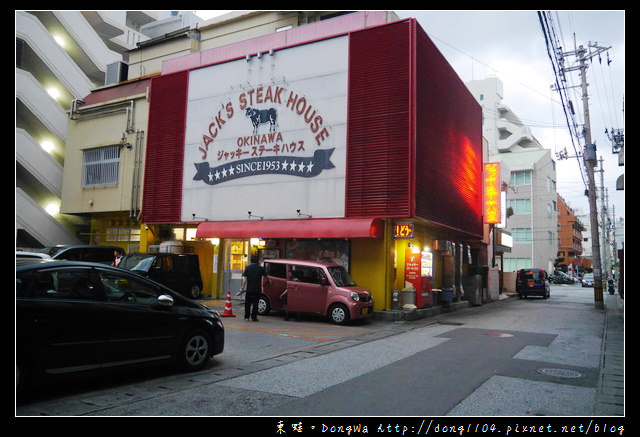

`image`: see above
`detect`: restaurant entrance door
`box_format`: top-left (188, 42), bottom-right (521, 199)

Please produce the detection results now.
top-left (222, 239), bottom-right (249, 300)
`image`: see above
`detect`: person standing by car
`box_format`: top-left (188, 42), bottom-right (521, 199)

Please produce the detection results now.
top-left (241, 255), bottom-right (267, 321)
top-left (280, 288), bottom-right (301, 321)
top-left (111, 249), bottom-right (123, 267)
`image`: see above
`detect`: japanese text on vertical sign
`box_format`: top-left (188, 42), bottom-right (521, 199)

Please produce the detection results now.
top-left (483, 162), bottom-right (501, 224)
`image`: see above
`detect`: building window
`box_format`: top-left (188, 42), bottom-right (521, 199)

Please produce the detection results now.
top-left (508, 199), bottom-right (531, 214)
top-left (82, 145), bottom-right (120, 187)
top-left (106, 227), bottom-right (140, 243)
top-left (504, 258), bottom-right (533, 272)
top-left (510, 170), bottom-right (531, 186)
top-left (513, 228), bottom-right (532, 243)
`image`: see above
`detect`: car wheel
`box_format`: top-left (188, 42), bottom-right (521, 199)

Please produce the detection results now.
top-left (329, 303), bottom-right (350, 325)
top-left (257, 295), bottom-right (270, 315)
top-left (178, 329), bottom-right (211, 372)
top-left (189, 284), bottom-right (201, 299)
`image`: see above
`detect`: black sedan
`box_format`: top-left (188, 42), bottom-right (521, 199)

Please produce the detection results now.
top-left (16, 259), bottom-right (224, 396)
top-left (550, 271), bottom-right (575, 284)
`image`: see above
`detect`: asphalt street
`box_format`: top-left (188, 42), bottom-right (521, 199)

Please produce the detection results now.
top-left (15, 284), bottom-right (624, 420)
top-left (206, 285), bottom-right (624, 417)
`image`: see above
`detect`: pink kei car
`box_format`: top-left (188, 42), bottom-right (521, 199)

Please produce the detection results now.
top-left (258, 259), bottom-right (374, 324)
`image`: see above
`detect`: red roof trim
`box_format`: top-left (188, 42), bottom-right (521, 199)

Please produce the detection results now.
top-left (196, 217), bottom-right (384, 239)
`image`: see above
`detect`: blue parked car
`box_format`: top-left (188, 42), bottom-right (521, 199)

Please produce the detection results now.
top-left (516, 268), bottom-right (550, 299)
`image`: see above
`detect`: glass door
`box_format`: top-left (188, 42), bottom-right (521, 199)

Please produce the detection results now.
top-left (222, 240), bottom-right (249, 300)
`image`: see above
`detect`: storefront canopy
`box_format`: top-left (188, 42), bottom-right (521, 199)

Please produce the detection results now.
top-left (196, 217), bottom-right (384, 239)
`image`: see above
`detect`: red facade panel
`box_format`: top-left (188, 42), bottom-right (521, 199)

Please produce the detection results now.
top-left (141, 72), bottom-right (188, 223)
top-left (414, 24), bottom-right (483, 238)
top-left (346, 20), bottom-right (413, 218)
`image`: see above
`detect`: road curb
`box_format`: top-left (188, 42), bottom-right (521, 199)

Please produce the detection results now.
top-left (595, 293), bottom-right (624, 415)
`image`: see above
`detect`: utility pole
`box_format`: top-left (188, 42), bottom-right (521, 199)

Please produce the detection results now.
top-left (562, 42), bottom-right (610, 309)
top-left (597, 157), bottom-right (609, 282)
top-left (538, 11), bottom-right (612, 308)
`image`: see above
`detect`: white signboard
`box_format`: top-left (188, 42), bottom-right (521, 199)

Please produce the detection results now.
top-left (181, 36), bottom-right (348, 222)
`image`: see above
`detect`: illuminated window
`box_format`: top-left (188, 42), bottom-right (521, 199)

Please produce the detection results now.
top-left (106, 227), bottom-right (140, 243)
top-left (82, 145), bottom-right (121, 187)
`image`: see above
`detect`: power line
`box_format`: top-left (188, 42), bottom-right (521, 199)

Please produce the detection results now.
top-left (540, 11), bottom-right (610, 308)
top-left (537, 11), bottom-right (587, 189)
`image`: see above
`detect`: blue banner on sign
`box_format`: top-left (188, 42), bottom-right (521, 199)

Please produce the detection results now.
top-left (193, 148), bottom-right (335, 185)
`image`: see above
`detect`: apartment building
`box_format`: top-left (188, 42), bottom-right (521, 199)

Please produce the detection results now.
top-left (15, 10), bottom-right (198, 248)
top-left (557, 194), bottom-right (587, 274)
top-left (468, 77), bottom-right (558, 272)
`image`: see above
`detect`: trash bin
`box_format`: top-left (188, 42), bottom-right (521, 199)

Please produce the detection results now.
top-left (432, 289), bottom-right (441, 307)
top-left (440, 287), bottom-right (453, 306)
top-left (391, 290), bottom-right (401, 310)
top-left (462, 275), bottom-right (482, 306)
top-left (401, 289), bottom-right (416, 307)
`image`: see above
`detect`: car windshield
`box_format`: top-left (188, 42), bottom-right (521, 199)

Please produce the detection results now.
top-left (120, 254), bottom-right (155, 272)
top-left (328, 266), bottom-right (357, 287)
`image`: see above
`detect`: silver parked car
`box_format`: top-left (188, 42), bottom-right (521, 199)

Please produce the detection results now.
top-left (581, 273), bottom-right (594, 287)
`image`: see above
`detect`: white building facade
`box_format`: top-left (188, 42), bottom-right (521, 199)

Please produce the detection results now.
top-left (468, 77), bottom-right (558, 272)
top-left (15, 10), bottom-right (198, 248)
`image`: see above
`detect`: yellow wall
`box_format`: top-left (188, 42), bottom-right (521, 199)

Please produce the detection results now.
top-left (350, 220), bottom-right (393, 311)
top-left (183, 240), bottom-right (217, 298)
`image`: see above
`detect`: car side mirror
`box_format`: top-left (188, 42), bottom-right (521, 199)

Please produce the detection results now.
top-left (158, 294), bottom-right (174, 307)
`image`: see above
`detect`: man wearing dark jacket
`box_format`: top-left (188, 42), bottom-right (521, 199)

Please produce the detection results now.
top-left (241, 255), bottom-right (266, 321)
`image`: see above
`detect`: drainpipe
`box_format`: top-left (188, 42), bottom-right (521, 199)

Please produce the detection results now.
top-left (130, 129), bottom-right (144, 219)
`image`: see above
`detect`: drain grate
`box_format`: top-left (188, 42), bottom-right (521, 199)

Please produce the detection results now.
top-left (537, 368), bottom-right (583, 378)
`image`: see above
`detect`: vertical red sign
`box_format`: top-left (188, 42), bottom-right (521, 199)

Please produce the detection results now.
top-left (405, 248), bottom-right (421, 292)
top-left (483, 162), bottom-right (501, 224)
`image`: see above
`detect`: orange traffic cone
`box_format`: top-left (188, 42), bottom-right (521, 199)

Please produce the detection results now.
top-left (222, 290), bottom-right (236, 317)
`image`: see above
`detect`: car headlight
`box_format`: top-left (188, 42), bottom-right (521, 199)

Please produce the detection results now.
top-left (350, 291), bottom-right (360, 302)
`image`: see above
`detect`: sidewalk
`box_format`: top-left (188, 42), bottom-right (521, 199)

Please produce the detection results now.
top-left (596, 292), bottom-right (624, 415)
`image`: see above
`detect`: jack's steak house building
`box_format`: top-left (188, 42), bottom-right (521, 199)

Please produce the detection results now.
top-left (141, 17), bottom-right (485, 312)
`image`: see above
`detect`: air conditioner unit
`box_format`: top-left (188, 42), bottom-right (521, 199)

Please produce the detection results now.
top-left (105, 61), bottom-right (129, 85)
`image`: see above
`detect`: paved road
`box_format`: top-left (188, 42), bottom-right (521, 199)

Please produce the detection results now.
top-left (15, 284), bottom-right (624, 423)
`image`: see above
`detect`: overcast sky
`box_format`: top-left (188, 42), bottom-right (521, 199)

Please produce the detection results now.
top-left (196, 10), bottom-right (625, 222)
top-left (399, 10), bottom-right (625, 223)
